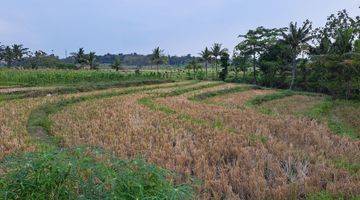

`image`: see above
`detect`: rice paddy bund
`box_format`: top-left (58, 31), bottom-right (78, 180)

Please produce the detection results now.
top-left (0, 79), bottom-right (358, 200)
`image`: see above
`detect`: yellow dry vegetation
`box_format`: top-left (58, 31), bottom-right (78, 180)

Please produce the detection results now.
top-left (208, 89), bottom-right (276, 108)
top-left (260, 95), bottom-right (326, 116)
top-left (49, 82), bottom-right (360, 199)
top-left (0, 98), bottom-right (48, 159)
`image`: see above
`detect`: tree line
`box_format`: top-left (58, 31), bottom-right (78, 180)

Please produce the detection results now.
top-left (189, 9), bottom-right (359, 100)
top-left (1, 9), bottom-right (359, 99)
top-left (0, 45), bottom-right (197, 69)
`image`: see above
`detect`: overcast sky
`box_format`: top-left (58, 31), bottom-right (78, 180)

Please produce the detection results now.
top-left (0, 0), bottom-right (358, 57)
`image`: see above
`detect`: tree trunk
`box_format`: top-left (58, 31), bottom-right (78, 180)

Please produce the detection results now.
top-left (253, 53), bottom-right (257, 84)
top-left (205, 61), bottom-right (208, 79)
top-left (215, 59), bottom-right (218, 76)
top-left (289, 57), bottom-right (296, 90)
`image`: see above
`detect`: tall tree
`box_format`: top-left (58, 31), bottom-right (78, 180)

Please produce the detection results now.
top-left (219, 51), bottom-right (230, 81)
top-left (28, 50), bottom-right (47, 69)
top-left (232, 53), bottom-right (251, 80)
top-left (0, 43), bottom-right (4, 61)
top-left (72, 48), bottom-right (87, 68)
top-left (281, 20), bottom-right (313, 89)
top-left (87, 52), bottom-right (97, 69)
top-left (258, 42), bottom-right (292, 87)
top-left (199, 47), bottom-right (212, 78)
top-left (3, 46), bottom-right (14, 67)
top-left (12, 44), bottom-right (28, 64)
top-left (111, 56), bottom-right (122, 71)
top-left (210, 43), bottom-right (226, 75)
top-left (236, 27), bottom-right (283, 84)
top-left (151, 47), bottom-right (165, 72)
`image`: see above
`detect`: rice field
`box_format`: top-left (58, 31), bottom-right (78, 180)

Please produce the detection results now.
top-left (0, 80), bottom-right (359, 199)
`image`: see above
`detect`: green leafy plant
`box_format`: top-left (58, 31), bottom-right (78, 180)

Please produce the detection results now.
top-left (0, 147), bottom-right (194, 200)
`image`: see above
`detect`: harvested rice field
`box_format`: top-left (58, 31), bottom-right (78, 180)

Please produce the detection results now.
top-left (1, 81), bottom-right (359, 199)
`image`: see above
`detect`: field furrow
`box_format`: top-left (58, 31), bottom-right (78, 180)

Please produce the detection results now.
top-left (48, 82), bottom-right (360, 199)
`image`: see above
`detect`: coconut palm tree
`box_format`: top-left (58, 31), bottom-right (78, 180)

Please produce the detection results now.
top-left (72, 48), bottom-right (87, 68)
top-left (281, 20), bottom-right (313, 90)
top-left (151, 47), bottom-right (164, 72)
top-left (12, 44), bottom-right (29, 66)
top-left (199, 47), bottom-right (212, 78)
top-left (87, 52), bottom-right (97, 69)
top-left (210, 43), bottom-right (226, 75)
top-left (3, 46), bottom-right (14, 67)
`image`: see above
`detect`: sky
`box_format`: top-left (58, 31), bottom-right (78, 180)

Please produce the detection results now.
top-left (0, 0), bottom-right (358, 57)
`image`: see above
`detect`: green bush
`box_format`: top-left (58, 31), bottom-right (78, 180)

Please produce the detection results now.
top-left (0, 148), bottom-right (194, 200)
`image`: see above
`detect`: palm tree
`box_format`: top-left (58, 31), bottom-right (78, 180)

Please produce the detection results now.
top-left (200, 47), bottom-right (212, 78)
top-left (0, 43), bottom-right (4, 61)
top-left (210, 43), bottom-right (227, 75)
top-left (87, 52), bottom-right (97, 69)
top-left (3, 46), bottom-right (14, 67)
top-left (281, 20), bottom-right (313, 90)
top-left (72, 48), bottom-right (86, 68)
top-left (151, 47), bottom-right (164, 72)
top-left (12, 44), bottom-right (29, 65)
top-left (332, 28), bottom-right (354, 54)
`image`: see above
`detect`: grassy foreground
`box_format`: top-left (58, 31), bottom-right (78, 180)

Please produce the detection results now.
top-left (0, 147), bottom-right (193, 200)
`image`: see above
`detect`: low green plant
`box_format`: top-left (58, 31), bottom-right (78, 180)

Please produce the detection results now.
top-left (160, 82), bottom-right (224, 98)
top-left (190, 86), bottom-right (255, 101)
top-left (306, 99), bottom-right (359, 140)
top-left (0, 69), bottom-right (173, 87)
top-left (246, 90), bottom-right (295, 107)
top-left (333, 158), bottom-right (360, 175)
top-left (0, 147), bottom-right (194, 200)
top-left (138, 97), bottom-right (176, 115)
top-left (0, 79), bottom-right (173, 102)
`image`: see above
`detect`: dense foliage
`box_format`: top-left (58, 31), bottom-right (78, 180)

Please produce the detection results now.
top-left (0, 148), bottom-right (193, 200)
top-left (230, 9), bottom-right (360, 99)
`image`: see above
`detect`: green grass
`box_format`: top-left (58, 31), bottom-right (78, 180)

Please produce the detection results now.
top-left (246, 90), bottom-right (359, 140)
top-left (138, 97), bottom-right (177, 115)
top-left (245, 90), bottom-right (295, 107)
top-left (159, 82), bottom-right (224, 98)
top-left (306, 99), bottom-right (359, 140)
top-left (189, 85), bottom-right (257, 101)
top-left (0, 79), bottom-right (174, 102)
top-left (248, 133), bottom-right (268, 145)
top-left (332, 158), bottom-right (360, 175)
top-left (0, 69), bottom-right (171, 87)
top-left (246, 89), bottom-right (321, 107)
top-left (307, 191), bottom-right (359, 200)
top-left (0, 147), bottom-right (194, 200)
